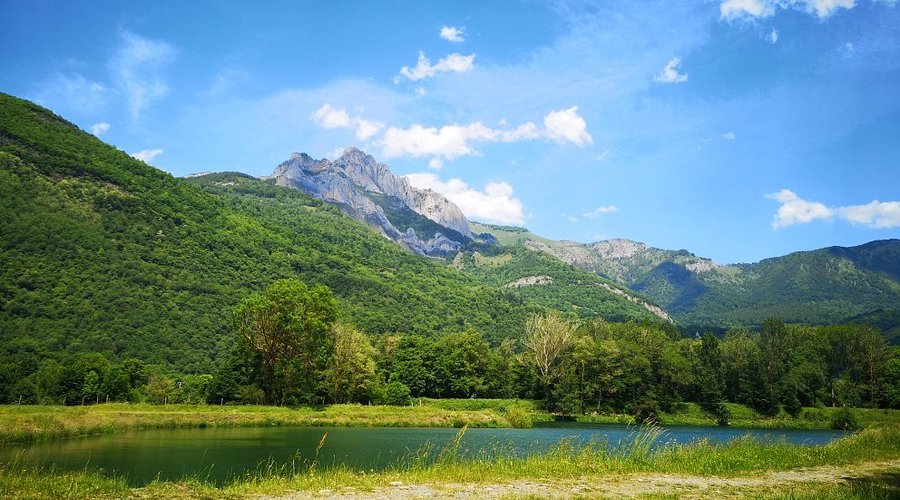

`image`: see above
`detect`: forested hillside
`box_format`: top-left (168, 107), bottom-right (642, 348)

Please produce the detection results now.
top-left (453, 248), bottom-right (668, 323)
top-left (474, 224), bottom-right (900, 336)
top-left (0, 94), bottom-right (535, 375)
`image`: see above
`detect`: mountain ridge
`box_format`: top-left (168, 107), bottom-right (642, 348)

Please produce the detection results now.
top-left (270, 148), bottom-right (471, 257)
top-left (474, 223), bottom-right (900, 336)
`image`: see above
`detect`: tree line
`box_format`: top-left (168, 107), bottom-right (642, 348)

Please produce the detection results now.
top-left (2, 279), bottom-right (898, 421)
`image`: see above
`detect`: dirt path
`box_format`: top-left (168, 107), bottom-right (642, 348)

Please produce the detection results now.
top-left (260, 460), bottom-right (900, 499)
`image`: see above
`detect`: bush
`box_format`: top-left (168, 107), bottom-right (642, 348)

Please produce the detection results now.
top-left (504, 407), bottom-right (533, 428)
top-left (375, 381), bottom-right (411, 406)
top-left (633, 400), bottom-right (659, 425)
top-left (830, 407), bottom-right (858, 430)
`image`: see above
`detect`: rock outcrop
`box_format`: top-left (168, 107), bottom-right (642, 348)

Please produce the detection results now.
top-left (270, 148), bottom-right (470, 256)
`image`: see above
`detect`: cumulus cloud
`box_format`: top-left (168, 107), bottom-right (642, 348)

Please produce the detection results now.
top-left (379, 107), bottom-right (590, 163)
top-left (806, 0), bottom-right (856, 17)
top-left (722, 131), bottom-right (736, 140)
top-left (312, 103), bottom-right (352, 129)
top-left (131, 148), bottom-right (164, 164)
top-left (544, 106), bottom-right (593, 146)
top-left (836, 201), bottom-right (900, 228)
top-left (766, 189), bottom-right (832, 228)
top-left (583, 205), bottom-right (619, 219)
top-left (653, 57), bottom-right (688, 84)
top-left (110, 31), bottom-right (177, 119)
top-left (311, 104), bottom-right (384, 140)
top-left (767, 27), bottom-right (780, 44)
top-left (397, 52), bottom-right (475, 81)
top-left (721, 0), bottom-right (776, 18)
top-left (766, 189), bottom-right (900, 229)
top-left (440, 26), bottom-right (466, 42)
top-left (720, 0), bottom-right (856, 20)
top-left (404, 173), bottom-right (525, 225)
top-left (90, 122), bottom-right (110, 136)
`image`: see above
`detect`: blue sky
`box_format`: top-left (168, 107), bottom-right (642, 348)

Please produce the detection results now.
top-left (2, 0), bottom-right (898, 264)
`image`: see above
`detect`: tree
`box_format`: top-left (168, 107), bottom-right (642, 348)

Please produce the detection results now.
top-left (387, 335), bottom-right (438, 397)
top-left (233, 279), bottom-right (337, 404)
top-left (695, 334), bottom-right (729, 425)
top-left (434, 330), bottom-right (489, 398)
top-left (82, 370), bottom-right (101, 404)
top-left (328, 324), bottom-right (377, 403)
top-left (523, 311), bottom-right (578, 410)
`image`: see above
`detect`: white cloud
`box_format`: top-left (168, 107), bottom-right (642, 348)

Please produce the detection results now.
top-left (653, 57), bottom-right (688, 84)
top-left (721, 0), bottom-right (776, 19)
top-left (767, 28), bottom-right (779, 44)
top-left (543, 106), bottom-right (593, 146)
top-left (90, 122), bottom-right (110, 136)
top-left (404, 173), bottom-right (525, 225)
top-left (312, 103), bottom-right (352, 129)
top-left (766, 189), bottom-right (900, 229)
top-left (428, 158), bottom-right (444, 169)
top-left (379, 108), bottom-right (589, 162)
top-left (110, 31), bottom-right (177, 119)
top-left (837, 200), bottom-right (900, 228)
top-left (440, 26), bottom-right (466, 42)
top-left (354, 117), bottom-right (384, 140)
top-left (583, 205), bottom-right (619, 219)
top-left (311, 104), bottom-right (384, 140)
top-left (131, 148), bottom-right (164, 164)
top-left (806, 0), bottom-right (856, 18)
top-left (766, 189), bottom-right (833, 228)
top-left (381, 123), bottom-right (494, 160)
top-left (722, 131), bottom-right (736, 140)
top-left (720, 0), bottom-right (856, 20)
top-left (397, 52), bottom-right (475, 81)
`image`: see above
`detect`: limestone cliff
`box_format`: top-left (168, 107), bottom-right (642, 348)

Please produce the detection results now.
top-left (270, 148), bottom-right (470, 256)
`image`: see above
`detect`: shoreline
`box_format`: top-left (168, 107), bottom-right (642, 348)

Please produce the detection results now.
top-left (0, 426), bottom-right (897, 499)
top-left (0, 401), bottom-right (897, 446)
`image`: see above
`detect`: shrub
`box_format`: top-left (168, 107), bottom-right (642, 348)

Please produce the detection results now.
top-left (830, 407), bottom-right (858, 430)
top-left (376, 381), bottom-right (411, 406)
top-left (633, 400), bottom-right (659, 425)
top-left (504, 407), bottom-right (533, 428)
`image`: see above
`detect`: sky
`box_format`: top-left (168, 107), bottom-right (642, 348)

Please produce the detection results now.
top-left (2, 0), bottom-right (899, 264)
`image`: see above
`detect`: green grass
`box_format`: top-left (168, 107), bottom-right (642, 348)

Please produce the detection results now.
top-left (0, 402), bottom-right (540, 445)
top-left (2, 401), bottom-right (895, 446)
top-left (576, 403), bottom-right (900, 429)
top-left (2, 425), bottom-right (897, 499)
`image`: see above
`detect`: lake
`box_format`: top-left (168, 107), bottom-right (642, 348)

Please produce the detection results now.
top-left (0, 423), bottom-right (847, 486)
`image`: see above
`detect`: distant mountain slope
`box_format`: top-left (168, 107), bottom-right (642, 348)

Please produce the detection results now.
top-left (0, 93), bottom-right (533, 372)
top-left (265, 150), bottom-right (665, 323)
top-left (452, 246), bottom-right (671, 323)
top-left (270, 149), bottom-right (470, 256)
top-left (474, 223), bottom-right (900, 334)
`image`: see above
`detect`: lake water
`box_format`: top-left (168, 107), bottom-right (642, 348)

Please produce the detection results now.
top-left (0, 423), bottom-right (847, 486)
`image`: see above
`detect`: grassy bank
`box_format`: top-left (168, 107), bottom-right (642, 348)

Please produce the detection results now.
top-left (1, 401), bottom-right (896, 446)
top-left (577, 402), bottom-right (900, 429)
top-left (0, 401), bottom-right (544, 445)
top-left (1, 425), bottom-right (897, 499)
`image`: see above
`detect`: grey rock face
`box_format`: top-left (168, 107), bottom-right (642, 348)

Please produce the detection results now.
top-left (270, 148), bottom-right (470, 256)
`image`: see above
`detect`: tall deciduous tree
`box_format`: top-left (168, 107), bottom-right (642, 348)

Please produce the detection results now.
top-left (233, 279), bottom-right (337, 404)
top-left (523, 311), bottom-right (578, 410)
top-left (328, 323), bottom-right (377, 403)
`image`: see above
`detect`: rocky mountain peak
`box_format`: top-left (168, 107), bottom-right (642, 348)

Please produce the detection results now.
top-left (591, 239), bottom-right (649, 260)
top-left (270, 148), bottom-right (472, 256)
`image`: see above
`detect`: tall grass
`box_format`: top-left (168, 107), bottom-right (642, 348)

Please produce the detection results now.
top-left (0, 402), bottom-right (542, 445)
top-left (2, 426), bottom-right (898, 499)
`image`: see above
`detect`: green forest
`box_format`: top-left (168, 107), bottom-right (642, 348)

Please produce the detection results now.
top-left (1, 92), bottom-right (899, 422)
